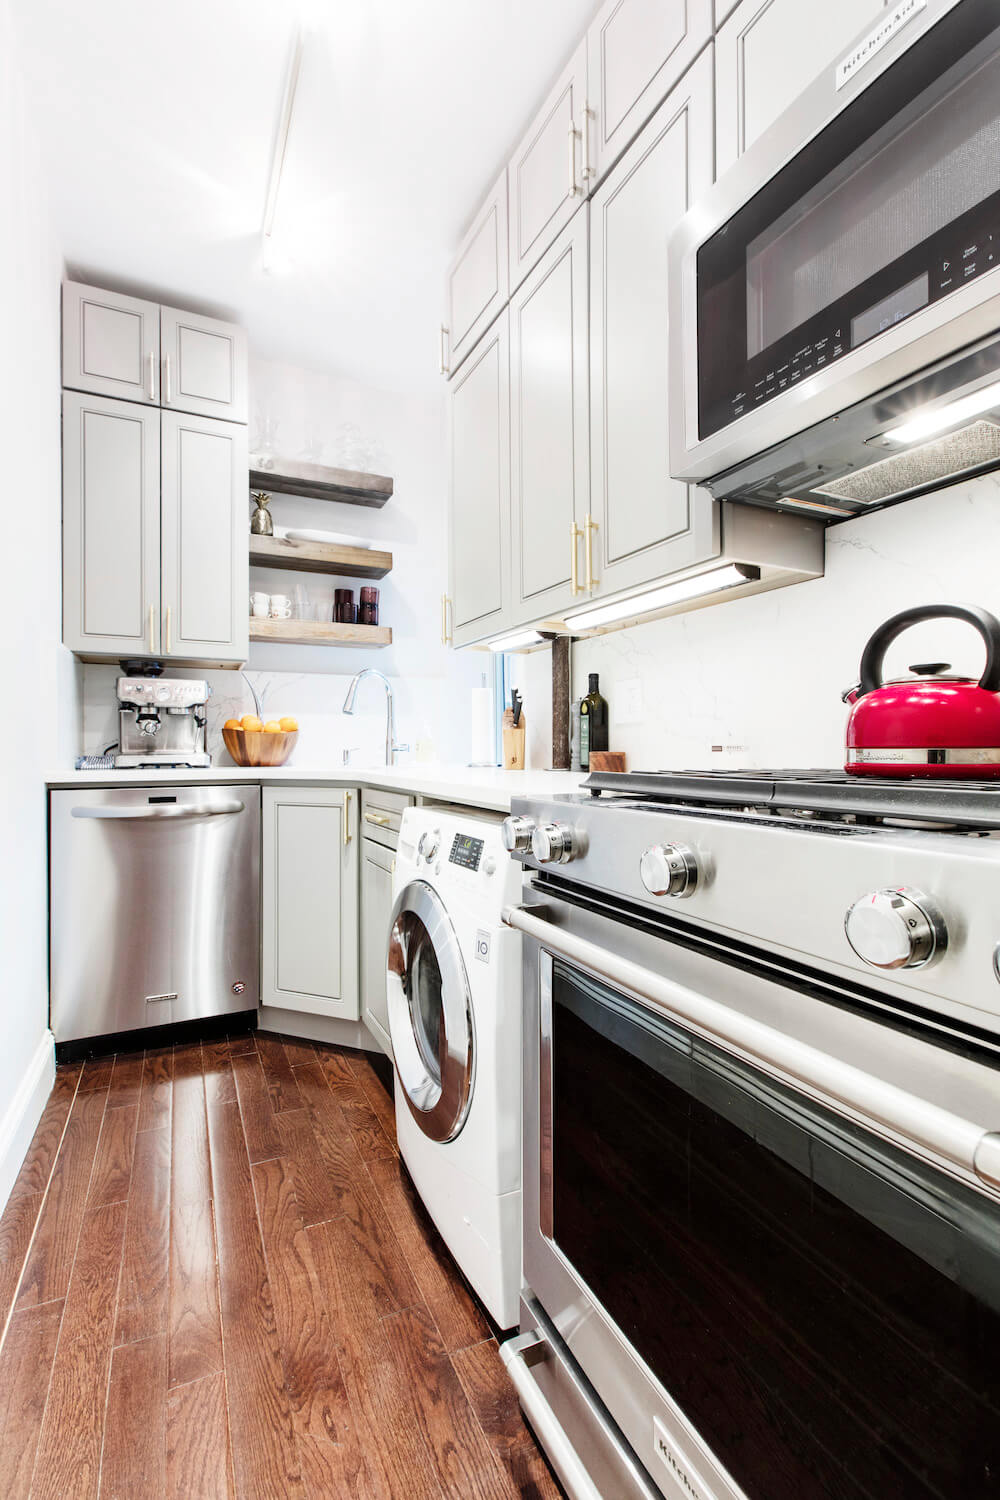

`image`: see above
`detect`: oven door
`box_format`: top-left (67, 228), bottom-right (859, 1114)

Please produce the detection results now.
top-left (387, 880), bottom-right (474, 1142)
top-left (511, 889), bottom-right (1000, 1500)
top-left (670, 0), bottom-right (1000, 493)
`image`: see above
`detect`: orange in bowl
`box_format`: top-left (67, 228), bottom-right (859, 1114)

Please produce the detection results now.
top-left (241, 715), bottom-right (263, 733)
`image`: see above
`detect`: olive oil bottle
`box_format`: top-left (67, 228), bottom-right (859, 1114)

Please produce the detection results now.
top-left (579, 673), bottom-right (608, 769)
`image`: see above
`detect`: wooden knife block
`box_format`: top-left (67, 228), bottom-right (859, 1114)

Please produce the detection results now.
top-left (502, 711), bottom-right (526, 770)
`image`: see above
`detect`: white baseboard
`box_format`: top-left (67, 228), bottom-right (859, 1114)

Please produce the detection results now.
top-left (257, 1006), bottom-right (380, 1053)
top-left (0, 1030), bottom-right (56, 1212)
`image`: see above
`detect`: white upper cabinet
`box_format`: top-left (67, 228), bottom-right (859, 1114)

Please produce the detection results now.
top-left (448, 312), bottom-right (511, 647)
top-left (586, 0), bottom-right (713, 185)
top-left (62, 283), bottom-right (160, 406)
top-left (443, 170), bottom-right (509, 378)
top-left (509, 207), bottom-right (590, 627)
top-left (716, 0), bottom-right (887, 176)
top-left (160, 411), bottom-right (248, 664)
top-left (508, 38), bottom-right (589, 292)
top-left (590, 47), bottom-right (718, 600)
top-left (62, 392), bottom-right (161, 657)
top-left (160, 305), bottom-right (248, 424)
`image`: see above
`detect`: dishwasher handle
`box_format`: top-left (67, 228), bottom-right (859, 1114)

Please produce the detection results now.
top-left (72, 800), bottom-right (246, 821)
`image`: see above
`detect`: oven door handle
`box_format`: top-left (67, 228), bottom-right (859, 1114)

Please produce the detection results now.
top-left (502, 903), bottom-right (1000, 1194)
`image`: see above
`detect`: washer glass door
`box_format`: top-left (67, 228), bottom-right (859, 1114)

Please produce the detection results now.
top-left (387, 880), bottom-right (474, 1142)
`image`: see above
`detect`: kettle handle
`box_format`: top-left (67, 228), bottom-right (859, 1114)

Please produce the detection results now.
top-left (858, 604), bottom-right (1000, 696)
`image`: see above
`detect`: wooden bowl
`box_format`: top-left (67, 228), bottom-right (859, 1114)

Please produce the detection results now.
top-left (222, 727), bottom-right (298, 768)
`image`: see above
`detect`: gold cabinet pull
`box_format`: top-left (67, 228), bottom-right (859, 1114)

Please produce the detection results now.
top-left (343, 790), bottom-right (352, 846)
top-left (567, 122), bottom-right (580, 197)
top-left (148, 603), bottom-right (156, 654)
top-left (439, 326), bottom-right (450, 377)
top-left (365, 811), bottom-right (391, 826)
top-left (441, 594), bottom-right (453, 646)
top-left (164, 605), bottom-right (172, 654)
top-left (570, 521), bottom-right (583, 595)
top-left (584, 513), bottom-right (599, 592)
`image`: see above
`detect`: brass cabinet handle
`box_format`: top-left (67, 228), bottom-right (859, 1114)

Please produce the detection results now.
top-left (365, 811), bottom-right (391, 826)
top-left (584, 513), bottom-right (599, 592)
top-left (148, 603), bottom-right (156, 654)
top-left (164, 605), bottom-right (172, 654)
top-left (343, 790), bottom-right (352, 846)
top-left (570, 522), bottom-right (583, 595)
top-left (163, 353), bottom-right (172, 404)
top-left (147, 351), bottom-right (156, 401)
top-left (441, 594), bottom-right (453, 646)
top-left (567, 123), bottom-right (580, 197)
top-left (439, 326), bottom-right (450, 377)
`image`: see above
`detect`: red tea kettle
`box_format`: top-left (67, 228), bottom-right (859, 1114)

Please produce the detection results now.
top-left (845, 604), bottom-right (1000, 778)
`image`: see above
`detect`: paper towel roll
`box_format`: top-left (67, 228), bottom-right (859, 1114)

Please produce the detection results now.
top-left (469, 679), bottom-right (494, 765)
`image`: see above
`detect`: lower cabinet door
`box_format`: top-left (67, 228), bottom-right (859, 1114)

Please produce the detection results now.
top-left (160, 410), bottom-right (248, 664)
top-left (261, 786), bottom-right (359, 1019)
top-left (361, 837), bottom-right (395, 1056)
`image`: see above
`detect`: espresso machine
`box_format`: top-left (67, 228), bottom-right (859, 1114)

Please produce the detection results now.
top-left (115, 665), bottom-right (211, 768)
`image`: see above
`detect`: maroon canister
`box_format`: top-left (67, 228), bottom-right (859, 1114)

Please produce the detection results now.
top-left (359, 586), bottom-right (379, 625)
top-left (334, 588), bottom-right (356, 624)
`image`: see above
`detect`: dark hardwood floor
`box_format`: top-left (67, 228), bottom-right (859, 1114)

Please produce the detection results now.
top-left (0, 1034), bottom-right (561, 1499)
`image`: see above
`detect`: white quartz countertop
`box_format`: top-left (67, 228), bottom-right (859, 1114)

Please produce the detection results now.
top-left (45, 762), bottom-right (588, 813)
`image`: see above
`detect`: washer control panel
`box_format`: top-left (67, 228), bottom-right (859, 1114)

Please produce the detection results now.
top-left (449, 832), bottom-right (485, 872)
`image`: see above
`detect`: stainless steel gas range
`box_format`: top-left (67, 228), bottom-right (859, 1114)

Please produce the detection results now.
top-left (500, 770), bottom-right (1000, 1500)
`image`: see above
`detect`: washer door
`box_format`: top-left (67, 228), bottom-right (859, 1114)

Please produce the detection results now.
top-left (387, 880), bottom-right (475, 1143)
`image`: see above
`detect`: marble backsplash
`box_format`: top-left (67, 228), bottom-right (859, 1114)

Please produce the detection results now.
top-left (81, 663), bottom-right (493, 770)
top-left (515, 473), bottom-right (1000, 773)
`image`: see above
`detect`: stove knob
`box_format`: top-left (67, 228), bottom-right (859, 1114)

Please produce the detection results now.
top-left (418, 830), bottom-right (439, 862)
top-left (639, 843), bottom-right (699, 899)
top-left (502, 815), bottom-right (535, 853)
top-left (844, 887), bottom-right (947, 970)
top-left (531, 823), bottom-right (579, 865)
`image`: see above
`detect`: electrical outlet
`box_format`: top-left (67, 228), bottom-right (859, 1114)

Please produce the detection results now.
top-left (618, 678), bottom-right (643, 724)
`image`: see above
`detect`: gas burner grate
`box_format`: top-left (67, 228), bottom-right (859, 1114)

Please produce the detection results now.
top-left (583, 768), bottom-right (1000, 830)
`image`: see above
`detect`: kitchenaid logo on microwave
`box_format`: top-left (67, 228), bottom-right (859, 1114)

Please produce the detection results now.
top-left (836, 0), bottom-right (926, 91)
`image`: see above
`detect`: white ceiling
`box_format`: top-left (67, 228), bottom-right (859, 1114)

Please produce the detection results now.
top-left (13, 0), bottom-right (597, 392)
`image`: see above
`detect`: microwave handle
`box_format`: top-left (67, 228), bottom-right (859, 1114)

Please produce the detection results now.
top-left (502, 903), bottom-right (1000, 1194)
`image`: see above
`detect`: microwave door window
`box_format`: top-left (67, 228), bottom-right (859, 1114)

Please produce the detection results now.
top-left (548, 959), bottom-right (1000, 1500)
top-left (697, 3), bottom-right (1000, 440)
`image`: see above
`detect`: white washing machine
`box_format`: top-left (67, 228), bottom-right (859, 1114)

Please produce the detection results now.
top-left (388, 805), bottom-right (524, 1328)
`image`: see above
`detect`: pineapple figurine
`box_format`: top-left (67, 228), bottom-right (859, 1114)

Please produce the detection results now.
top-left (250, 491), bottom-right (274, 536)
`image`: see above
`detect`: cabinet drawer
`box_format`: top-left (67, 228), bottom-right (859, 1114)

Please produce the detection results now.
top-left (361, 788), bottom-right (413, 850)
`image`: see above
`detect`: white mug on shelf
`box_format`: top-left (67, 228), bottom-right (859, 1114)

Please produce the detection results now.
top-left (269, 594), bottom-right (292, 620)
top-left (250, 591), bottom-right (270, 618)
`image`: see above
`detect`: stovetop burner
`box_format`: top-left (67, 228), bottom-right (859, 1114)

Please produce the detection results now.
top-left (584, 767), bottom-right (1000, 830)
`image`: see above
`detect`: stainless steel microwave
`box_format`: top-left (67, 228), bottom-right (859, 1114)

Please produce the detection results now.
top-left (669, 0), bottom-right (1000, 520)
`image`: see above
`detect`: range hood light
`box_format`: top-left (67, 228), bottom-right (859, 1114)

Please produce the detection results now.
top-left (885, 378), bottom-right (1000, 445)
top-left (565, 564), bottom-right (758, 631)
top-left (487, 629), bottom-right (544, 652)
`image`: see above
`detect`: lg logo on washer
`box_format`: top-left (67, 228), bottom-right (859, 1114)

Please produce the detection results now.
top-left (475, 930), bottom-right (491, 964)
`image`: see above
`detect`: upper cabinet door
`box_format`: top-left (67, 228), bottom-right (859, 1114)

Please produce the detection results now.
top-left (590, 48), bottom-right (719, 601)
top-left (160, 411), bottom-right (248, 664)
top-left (62, 282), bottom-right (160, 405)
top-left (509, 38), bottom-right (589, 292)
top-left (160, 306), bottom-right (248, 424)
top-left (586, 0), bottom-right (713, 185)
top-left (443, 170), bottom-right (509, 379)
top-left (509, 208), bottom-right (590, 628)
top-left (62, 392), bottom-right (161, 657)
top-left (449, 312), bottom-right (511, 648)
top-left (716, 0), bottom-right (887, 176)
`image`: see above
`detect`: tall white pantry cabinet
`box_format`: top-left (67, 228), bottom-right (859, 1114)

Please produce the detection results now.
top-left (61, 280), bottom-right (249, 666)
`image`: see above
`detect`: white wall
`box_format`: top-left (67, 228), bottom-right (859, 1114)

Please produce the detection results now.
top-left (81, 355), bottom-right (491, 770)
top-left (0, 0), bottom-right (80, 1205)
top-left (513, 472), bottom-right (1000, 772)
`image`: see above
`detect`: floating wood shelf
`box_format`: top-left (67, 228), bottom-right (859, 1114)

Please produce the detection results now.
top-left (249, 618), bottom-right (392, 648)
top-left (249, 535), bottom-right (392, 579)
top-left (249, 458), bottom-right (392, 507)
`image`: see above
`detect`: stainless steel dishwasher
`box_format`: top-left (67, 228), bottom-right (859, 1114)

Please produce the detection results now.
top-left (50, 784), bottom-right (260, 1047)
